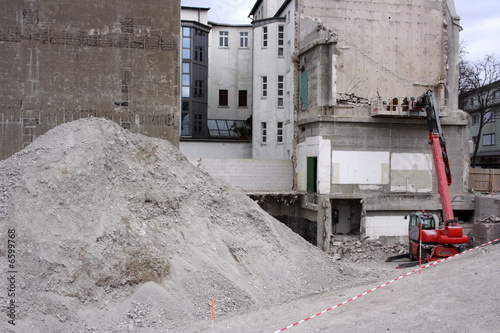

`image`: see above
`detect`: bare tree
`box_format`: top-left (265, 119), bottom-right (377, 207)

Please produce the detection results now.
top-left (459, 53), bottom-right (500, 167)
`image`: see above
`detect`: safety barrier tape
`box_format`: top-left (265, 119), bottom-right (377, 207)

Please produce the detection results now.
top-left (273, 238), bottom-right (500, 333)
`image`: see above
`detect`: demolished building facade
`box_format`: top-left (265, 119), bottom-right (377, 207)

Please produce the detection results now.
top-left (248, 0), bottom-right (474, 250)
top-left (0, 0), bottom-right (180, 159)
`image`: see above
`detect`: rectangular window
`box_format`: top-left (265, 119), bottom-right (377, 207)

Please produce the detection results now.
top-left (240, 32), bottom-right (248, 48)
top-left (261, 122), bottom-right (267, 143)
top-left (262, 26), bottom-right (268, 48)
top-left (182, 62), bottom-right (190, 98)
top-left (277, 122), bottom-right (283, 143)
top-left (219, 89), bottom-right (228, 106)
top-left (238, 90), bottom-right (247, 107)
top-left (278, 25), bottom-right (284, 57)
top-left (472, 114), bottom-right (480, 125)
top-left (483, 133), bottom-right (495, 146)
top-left (262, 76), bottom-right (268, 98)
top-left (277, 75), bottom-right (284, 107)
top-left (219, 31), bottom-right (229, 47)
top-left (484, 111), bottom-right (496, 123)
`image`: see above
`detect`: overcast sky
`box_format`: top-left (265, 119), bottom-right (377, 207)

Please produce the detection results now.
top-left (181, 0), bottom-right (500, 61)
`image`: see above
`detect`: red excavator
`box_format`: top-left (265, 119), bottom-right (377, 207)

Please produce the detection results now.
top-left (389, 90), bottom-right (469, 265)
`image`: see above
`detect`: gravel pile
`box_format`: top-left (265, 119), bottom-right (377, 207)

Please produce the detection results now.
top-left (0, 118), bottom-right (347, 332)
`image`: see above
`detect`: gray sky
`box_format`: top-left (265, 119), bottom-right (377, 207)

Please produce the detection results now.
top-left (181, 0), bottom-right (500, 61)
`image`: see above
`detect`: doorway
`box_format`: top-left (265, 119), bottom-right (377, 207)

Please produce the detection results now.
top-left (332, 199), bottom-right (362, 235)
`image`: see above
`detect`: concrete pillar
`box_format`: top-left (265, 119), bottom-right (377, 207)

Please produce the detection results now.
top-left (317, 195), bottom-right (332, 251)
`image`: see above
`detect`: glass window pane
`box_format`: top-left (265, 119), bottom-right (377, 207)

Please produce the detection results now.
top-left (182, 74), bottom-right (190, 86)
top-left (182, 86), bottom-right (190, 98)
top-left (183, 37), bottom-right (191, 48)
top-left (207, 120), bottom-right (217, 130)
top-left (182, 49), bottom-right (190, 59)
top-left (183, 27), bottom-right (191, 37)
top-left (183, 63), bottom-right (190, 74)
top-left (217, 120), bottom-right (228, 130)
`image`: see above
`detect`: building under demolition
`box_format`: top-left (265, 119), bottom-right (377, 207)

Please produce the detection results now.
top-left (181, 0), bottom-right (474, 250)
top-left (1, 0), bottom-right (474, 249)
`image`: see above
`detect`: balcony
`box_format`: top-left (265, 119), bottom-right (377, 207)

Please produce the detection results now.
top-left (371, 97), bottom-right (447, 118)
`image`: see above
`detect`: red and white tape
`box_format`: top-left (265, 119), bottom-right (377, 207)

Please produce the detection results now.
top-left (273, 238), bottom-right (500, 333)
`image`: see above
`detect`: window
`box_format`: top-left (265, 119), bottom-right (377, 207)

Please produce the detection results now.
top-left (261, 122), bottom-right (267, 143)
top-left (484, 111), bottom-right (496, 123)
top-left (219, 31), bottom-right (228, 47)
top-left (194, 114), bottom-right (203, 135)
top-left (207, 119), bottom-right (244, 137)
top-left (472, 136), bottom-right (478, 145)
top-left (277, 122), bottom-right (283, 143)
top-left (240, 32), bottom-right (248, 48)
top-left (182, 27), bottom-right (191, 60)
top-left (219, 89), bottom-right (228, 106)
top-left (277, 75), bottom-right (284, 107)
top-left (238, 90), bottom-right (247, 107)
top-left (182, 63), bottom-right (190, 98)
top-left (472, 114), bottom-right (480, 125)
top-left (262, 76), bottom-right (268, 98)
top-left (194, 79), bottom-right (204, 98)
top-left (278, 25), bottom-right (284, 56)
top-left (262, 26), bottom-right (268, 48)
top-left (483, 133), bottom-right (495, 146)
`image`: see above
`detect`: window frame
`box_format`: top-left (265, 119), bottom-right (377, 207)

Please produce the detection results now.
top-left (240, 32), bottom-right (249, 48)
top-left (219, 89), bottom-right (229, 106)
top-left (483, 133), bottom-right (496, 146)
top-left (278, 25), bottom-right (284, 57)
top-left (277, 75), bottom-right (284, 107)
top-left (262, 26), bottom-right (268, 48)
top-left (277, 122), bottom-right (283, 143)
top-left (219, 31), bottom-right (229, 47)
top-left (238, 90), bottom-right (248, 107)
top-left (261, 122), bottom-right (267, 144)
top-left (262, 76), bottom-right (268, 98)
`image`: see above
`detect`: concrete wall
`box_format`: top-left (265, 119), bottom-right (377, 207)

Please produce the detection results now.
top-left (208, 24), bottom-right (253, 121)
top-left (180, 141), bottom-right (252, 159)
top-left (252, 17), bottom-right (293, 160)
top-left (190, 158), bottom-right (293, 191)
top-left (298, 0), bottom-right (457, 104)
top-left (0, 0), bottom-right (180, 160)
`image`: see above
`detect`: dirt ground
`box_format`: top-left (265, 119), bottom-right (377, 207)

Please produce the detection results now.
top-left (1, 118), bottom-right (498, 333)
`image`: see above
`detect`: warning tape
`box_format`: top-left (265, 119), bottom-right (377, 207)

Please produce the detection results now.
top-left (273, 238), bottom-right (500, 333)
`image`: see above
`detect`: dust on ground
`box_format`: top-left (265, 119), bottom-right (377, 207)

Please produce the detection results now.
top-left (0, 118), bottom-right (498, 333)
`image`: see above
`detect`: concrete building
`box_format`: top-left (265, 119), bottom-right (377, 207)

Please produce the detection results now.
top-left (460, 80), bottom-right (500, 168)
top-left (288, 0), bottom-right (473, 250)
top-left (0, 0), bottom-right (180, 160)
top-left (250, 1), bottom-right (294, 160)
top-left (188, 0), bottom-right (474, 250)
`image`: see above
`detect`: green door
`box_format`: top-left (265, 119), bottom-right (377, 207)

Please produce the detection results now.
top-left (307, 157), bottom-right (317, 193)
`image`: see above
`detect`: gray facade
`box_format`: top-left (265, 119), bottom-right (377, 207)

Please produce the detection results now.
top-left (0, 0), bottom-right (180, 160)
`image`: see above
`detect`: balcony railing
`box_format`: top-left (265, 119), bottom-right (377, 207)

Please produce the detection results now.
top-left (371, 97), bottom-right (447, 117)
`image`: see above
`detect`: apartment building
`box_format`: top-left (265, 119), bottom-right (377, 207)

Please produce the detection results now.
top-left (180, 7), bottom-right (253, 159)
top-left (460, 80), bottom-right (500, 168)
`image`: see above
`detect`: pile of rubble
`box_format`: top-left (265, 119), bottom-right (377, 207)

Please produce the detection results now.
top-left (329, 237), bottom-right (408, 262)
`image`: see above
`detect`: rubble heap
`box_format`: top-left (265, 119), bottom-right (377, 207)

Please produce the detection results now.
top-left (330, 237), bottom-right (408, 262)
top-left (0, 118), bottom-right (347, 333)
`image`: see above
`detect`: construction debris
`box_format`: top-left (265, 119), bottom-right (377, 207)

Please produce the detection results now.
top-left (0, 118), bottom-right (354, 332)
top-left (329, 237), bottom-right (408, 262)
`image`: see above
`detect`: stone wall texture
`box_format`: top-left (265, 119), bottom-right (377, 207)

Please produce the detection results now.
top-left (0, 0), bottom-right (180, 160)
